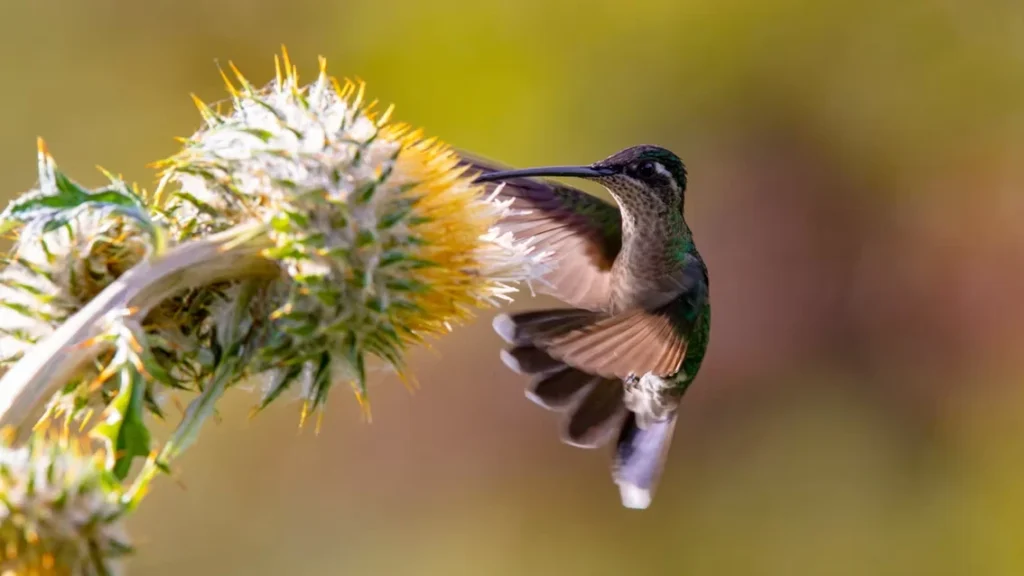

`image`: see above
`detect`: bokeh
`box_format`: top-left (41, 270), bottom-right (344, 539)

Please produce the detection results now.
top-left (3, 0), bottom-right (1024, 574)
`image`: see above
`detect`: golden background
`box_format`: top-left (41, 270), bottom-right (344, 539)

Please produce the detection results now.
top-left (3, 0), bottom-right (1024, 574)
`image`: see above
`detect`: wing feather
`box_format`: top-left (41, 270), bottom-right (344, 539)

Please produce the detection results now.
top-left (495, 298), bottom-right (695, 381)
top-left (458, 151), bottom-right (623, 311)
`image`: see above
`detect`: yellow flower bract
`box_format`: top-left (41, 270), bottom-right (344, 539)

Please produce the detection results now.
top-left (384, 127), bottom-right (497, 344)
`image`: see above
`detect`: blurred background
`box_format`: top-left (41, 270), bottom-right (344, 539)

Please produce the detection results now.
top-left (3, 0), bottom-right (1024, 574)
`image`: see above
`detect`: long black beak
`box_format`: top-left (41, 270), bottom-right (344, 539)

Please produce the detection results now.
top-left (474, 165), bottom-right (616, 183)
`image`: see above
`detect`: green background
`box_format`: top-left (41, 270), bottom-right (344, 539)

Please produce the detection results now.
top-left (3, 0), bottom-right (1024, 574)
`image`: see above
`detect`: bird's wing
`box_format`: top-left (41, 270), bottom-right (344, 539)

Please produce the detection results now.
top-left (493, 260), bottom-right (709, 380)
top-left (495, 302), bottom-right (692, 379)
top-left (457, 151), bottom-right (622, 311)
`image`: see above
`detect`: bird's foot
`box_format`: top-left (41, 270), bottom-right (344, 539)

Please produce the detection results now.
top-left (623, 372), bottom-right (677, 429)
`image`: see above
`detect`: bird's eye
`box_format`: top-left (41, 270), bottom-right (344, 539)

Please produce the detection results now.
top-left (635, 161), bottom-right (657, 179)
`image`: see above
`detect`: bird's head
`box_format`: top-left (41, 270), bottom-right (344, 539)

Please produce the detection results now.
top-left (475, 144), bottom-right (688, 215)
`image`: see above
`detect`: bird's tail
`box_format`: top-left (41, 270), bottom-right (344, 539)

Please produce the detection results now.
top-left (494, 309), bottom-right (678, 509)
top-left (613, 411), bottom-right (677, 509)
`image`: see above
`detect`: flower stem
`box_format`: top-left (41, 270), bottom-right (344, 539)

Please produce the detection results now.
top-left (0, 222), bottom-right (278, 442)
top-left (127, 279), bottom-right (262, 504)
top-left (128, 352), bottom-right (237, 505)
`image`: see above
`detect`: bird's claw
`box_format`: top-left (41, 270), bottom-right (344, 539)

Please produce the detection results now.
top-left (623, 372), bottom-right (676, 429)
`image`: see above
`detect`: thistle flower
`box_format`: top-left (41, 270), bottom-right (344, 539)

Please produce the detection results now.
top-left (0, 46), bottom-right (551, 575)
top-left (0, 145), bottom-right (156, 363)
top-left (0, 49), bottom-right (547, 482)
top-left (0, 144), bottom-right (161, 425)
top-left (0, 431), bottom-right (130, 575)
top-left (155, 50), bottom-right (549, 416)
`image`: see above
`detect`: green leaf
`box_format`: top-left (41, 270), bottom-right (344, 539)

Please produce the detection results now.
top-left (0, 299), bottom-right (57, 322)
top-left (310, 351), bottom-right (333, 410)
top-left (378, 206), bottom-right (412, 230)
top-left (91, 364), bottom-right (152, 481)
top-left (239, 127), bottom-right (275, 142)
top-left (342, 333), bottom-right (367, 398)
top-left (136, 330), bottom-right (184, 391)
top-left (172, 191), bottom-right (222, 218)
top-left (256, 363), bottom-right (303, 411)
top-left (356, 182), bottom-right (378, 203)
top-left (385, 278), bottom-right (429, 293)
top-left (157, 360), bottom-right (235, 464)
top-left (0, 162), bottom-right (161, 247)
top-left (3, 173), bottom-right (127, 226)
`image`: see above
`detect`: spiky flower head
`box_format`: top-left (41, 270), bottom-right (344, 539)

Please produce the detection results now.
top-left (155, 50), bottom-right (548, 417)
top-left (0, 143), bottom-right (156, 362)
top-left (0, 143), bottom-right (160, 422)
top-left (0, 430), bottom-right (130, 575)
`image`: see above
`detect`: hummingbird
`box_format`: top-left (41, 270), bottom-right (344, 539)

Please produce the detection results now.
top-left (460, 144), bottom-right (711, 510)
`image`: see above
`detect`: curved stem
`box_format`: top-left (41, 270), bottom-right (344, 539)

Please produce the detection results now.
top-left (0, 222), bottom-right (278, 442)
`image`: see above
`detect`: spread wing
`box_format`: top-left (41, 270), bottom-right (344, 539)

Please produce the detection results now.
top-left (493, 256), bottom-right (709, 380)
top-left (494, 298), bottom-right (694, 380)
top-left (457, 151), bottom-right (623, 311)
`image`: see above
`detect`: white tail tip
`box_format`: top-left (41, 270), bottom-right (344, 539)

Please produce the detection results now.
top-left (617, 481), bottom-right (652, 510)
